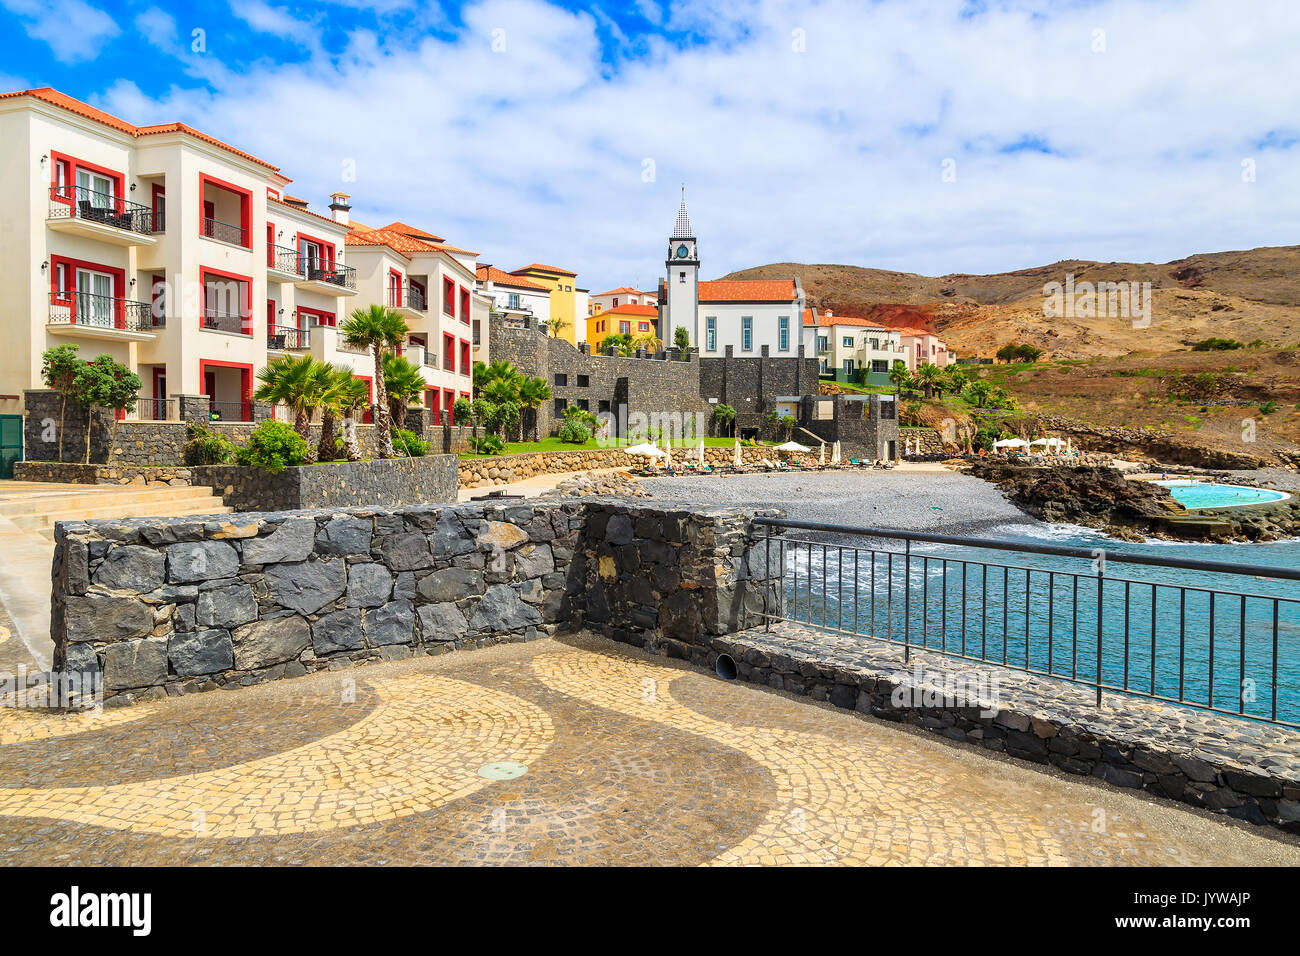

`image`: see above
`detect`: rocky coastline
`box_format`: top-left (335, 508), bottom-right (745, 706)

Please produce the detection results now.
top-left (963, 459), bottom-right (1300, 542)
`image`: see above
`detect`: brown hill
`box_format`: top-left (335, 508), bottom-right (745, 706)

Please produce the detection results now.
top-left (723, 246), bottom-right (1300, 359)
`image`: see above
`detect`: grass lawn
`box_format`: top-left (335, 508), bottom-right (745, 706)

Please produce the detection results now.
top-left (460, 436), bottom-right (765, 458)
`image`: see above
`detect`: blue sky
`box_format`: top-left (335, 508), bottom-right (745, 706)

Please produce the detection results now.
top-left (2, 0), bottom-right (1298, 295)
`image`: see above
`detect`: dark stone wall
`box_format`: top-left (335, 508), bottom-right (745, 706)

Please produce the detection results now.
top-left (50, 499), bottom-right (780, 705)
top-left (799, 394), bottom-right (900, 460)
top-left (698, 346), bottom-right (820, 438)
top-left (489, 325), bottom-right (708, 438)
top-left (195, 456), bottom-right (459, 511)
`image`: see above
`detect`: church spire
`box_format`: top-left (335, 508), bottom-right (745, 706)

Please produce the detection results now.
top-left (671, 185), bottom-right (694, 239)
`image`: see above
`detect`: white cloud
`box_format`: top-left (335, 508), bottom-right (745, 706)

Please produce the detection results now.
top-left (95, 0), bottom-right (1300, 294)
top-left (135, 6), bottom-right (180, 53)
top-left (2, 0), bottom-right (120, 63)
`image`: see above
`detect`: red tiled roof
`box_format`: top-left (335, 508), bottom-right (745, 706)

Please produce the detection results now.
top-left (512, 263), bottom-right (577, 277)
top-left (346, 226), bottom-right (478, 259)
top-left (595, 286), bottom-right (643, 297)
top-left (380, 221), bottom-right (445, 242)
top-left (476, 265), bottom-right (548, 291)
top-left (803, 311), bottom-right (889, 329)
top-left (0, 88), bottom-right (279, 170)
top-left (601, 304), bottom-right (658, 317)
top-left (698, 279), bottom-right (796, 303)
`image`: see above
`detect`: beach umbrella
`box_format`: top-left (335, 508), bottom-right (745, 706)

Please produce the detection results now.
top-left (819, 443), bottom-right (826, 465)
top-left (733, 440), bottom-right (742, 468)
top-left (774, 441), bottom-right (810, 453)
top-left (625, 442), bottom-right (665, 458)
top-left (697, 438), bottom-right (705, 461)
top-left (832, 441), bottom-right (841, 465)
top-left (663, 441), bottom-right (672, 467)
top-left (993, 438), bottom-right (1028, 449)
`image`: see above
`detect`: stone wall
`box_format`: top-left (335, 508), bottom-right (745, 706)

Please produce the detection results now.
top-left (194, 456), bottom-right (458, 511)
top-left (13, 461), bottom-right (202, 487)
top-left (698, 346), bottom-right (821, 439)
top-left (50, 499), bottom-right (780, 705)
top-left (799, 394), bottom-right (901, 460)
top-left (458, 444), bottom-right (777, 489)
top-left (489, 324), bottom-right (709, 438)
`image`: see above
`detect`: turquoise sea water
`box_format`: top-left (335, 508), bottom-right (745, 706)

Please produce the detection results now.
top-left (1154, 480), bottom-right (1290, 510)
top-left (782, 525), bottom-right (1300, 725)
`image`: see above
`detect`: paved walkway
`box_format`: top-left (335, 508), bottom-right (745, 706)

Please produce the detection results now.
top-left (1, 633), bottom-right (1295, 865)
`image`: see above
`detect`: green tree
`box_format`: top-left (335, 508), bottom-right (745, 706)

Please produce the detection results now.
top-left (965, 380), bottom-right (994, 407)
top-left (335, 374), bottom-right (371, 461)
top-left (452, 396), bottom-right (472, 429)
top-left (888, 360), bottom-right (913, 396)
top-left (72, 354), bottom-right (141, 464)
top-left (341, 304), bottom-right (409, 458)
top-left (598, 332), bottom-right (634, 356)
top-left (673, 325), bottom-right (691, 351)
top-left (383, 354), bottom-right (427, 430)
top-left (252, 355), bottom-right (331, 458)
top-left (545, 316), bottom-right (569, 339)
top-left (39, 343), bottom-right (82, 462)
top-left (915, 362), bottom-right (944, 399)
top-left (713, 403), bottom-right (736, 437)
top-left (316, 365), bottom-right (366, 462)
top-left (943, 365), bottom-right (968, 395)
top-left (517, 376), bottom-right (552, 441)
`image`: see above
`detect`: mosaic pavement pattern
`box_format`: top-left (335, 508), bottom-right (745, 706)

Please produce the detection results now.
top-left (1, 633), bottom-right (1298, 866)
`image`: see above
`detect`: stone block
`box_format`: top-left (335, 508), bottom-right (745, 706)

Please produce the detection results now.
top-left (232, 615), bottom-right (311, 670)
top-left (166, 541), bottom-right (239, 583)
top-left (265, 558), bottom-right (345, 614)
top-left (103, 636), bottom-right (169, 691)
top-left (93, 545), bottom-right (165, 592)
top-left (243, 517), bottom-right (316, 564)
top-left (168, 629), bottom-right (235, 677)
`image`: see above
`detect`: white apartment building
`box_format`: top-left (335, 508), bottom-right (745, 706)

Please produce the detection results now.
top-left (658, 194), bottom-right (804, 357)
top-left (475, 265), bottom-right (551, 327)
top-left (802, 310), bottom-right (908, 383)
top-left (343, 220), bottom-right (478, 423)
top-left (0, 87), bottom-right (371, 425)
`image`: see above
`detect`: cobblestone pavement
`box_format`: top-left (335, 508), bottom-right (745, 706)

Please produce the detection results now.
top-left (1, 633), bottom-right (1297, 865)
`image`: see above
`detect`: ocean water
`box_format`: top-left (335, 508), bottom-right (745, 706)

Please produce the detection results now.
top-left (780, 523), bottom-right (1300, 725)
top-left (1153, 480), bottom-right (1291, 510)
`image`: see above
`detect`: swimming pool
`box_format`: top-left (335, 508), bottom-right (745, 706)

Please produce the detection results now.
top-left (1153, 480), bottom-right (1291, 510)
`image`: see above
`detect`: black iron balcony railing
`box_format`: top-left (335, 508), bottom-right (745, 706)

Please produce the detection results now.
top-left (403, 285), bottom-right (427, 310)
top-left (267, 325), bottom-right (311, 350)
top-left (132, 397), bottom-right (176, 421)
top-left (300, 258), bottom-right (356, 290)
top-left (48, 185), bottom-right (158, 236)
top-left (202, 308), bottom-right (252, 336)
top-left (755, 517), bottom-right (1300, 727)
top-left (48, 291), bottom-right (156, 332)
top-left (268, 244), bottom-right (303, 275)
top-left (206, 400), bottom-right (251, 422)
top-left (202, 216), bottom-right (247, 247)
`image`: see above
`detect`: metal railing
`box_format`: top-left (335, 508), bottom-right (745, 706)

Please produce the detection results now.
top-left (132, 397), bottom-right (176, 421)
top-left (268, 244), bottom-right (302, 275)
top-left (401, 285), bottom-right (427, 310)
top-left (202, 216), bottom-right (247, 247)
top-left (48, 185), bottom-right (157, 236)
top-left (267, 325), bottom-right (311, 350)
top-left (48, 291), bottom-right (156, 332)
top-left (301, 258), bottom-right (356, 290)
top-left (755, 517), bottom-right (1300, 727)
top-left (201, 308), bottom-right (251, 335)
top-left (206, 400), bottom-right (250, 422)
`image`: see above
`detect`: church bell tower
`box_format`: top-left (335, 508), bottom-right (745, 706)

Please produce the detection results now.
top-left (664, 188), bottom-right (700, 346)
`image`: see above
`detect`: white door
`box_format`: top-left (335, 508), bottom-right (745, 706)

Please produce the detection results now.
top-left (76, 269), bottom-right (114, 326)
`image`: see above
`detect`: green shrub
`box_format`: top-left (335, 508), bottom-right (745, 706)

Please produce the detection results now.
top-left (468, 434), bottom-right (505, 455)
top-left (235, 420), bottom-right (307, 474)
top-left (452, 397), bottom-right (472, 426)
top-left (392, 428), bottom-right (431, 457)
top-left (182, 421), bottom-right (236, 466)
top-left (557, 419), bottom-right (591, 444)
top-left (1190, 337), bottom-right (1243, 351)
top-left (1259, 400), bottom-right (1278, 415)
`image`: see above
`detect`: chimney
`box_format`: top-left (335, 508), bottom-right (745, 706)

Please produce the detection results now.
top-left (329, 192), bottom-right (351, 226)
top-left (481, 264), bottom-right (493, 292)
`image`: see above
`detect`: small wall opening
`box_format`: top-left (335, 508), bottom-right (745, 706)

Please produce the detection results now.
top-left (715, 653), bottom-right (737, 680)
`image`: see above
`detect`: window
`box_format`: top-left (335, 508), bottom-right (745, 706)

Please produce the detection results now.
top-left (507, 293), bottom-right (520, 309)
top-left (842, 335), bottom-right (854, 348)
top-left (612, 297), bottom-right (619, 307)
top-left (706, 317), bottom-right (716, 351)
top-left (678, 271), bottom-right (685, 283)
top-left (598, 400), bottom-right (610, 414)
top-left (443, 278), bottom-right (456, 315)
top-left (576, 399), bottom-right (589, 411)
top-left (778, 316), bottom-right (789, 351)
top-left (443, 333), bottom-right (455, 370)
top-left (817, 336), bottom-right (828, 353)
top-left (741, 317), bottom-right (753, 351)
top-left (297, 306), bottom-right (335, 327)
top-left (554, 373), bottom-right (568, 387)
top-left (554, 398), bottom-right (566, 416)
top-left (460, 286), bottom-right (470, 324)
top-left (638, 322), bottom-right (649, 332)
top-left (577, 375), bottom-right (589, 387)
top-left (460, 340), bottom-right (470, 375)
top-left (869, 337), bottom-right (879, 350)
top-left (619, 321), bottom-right (630, 335)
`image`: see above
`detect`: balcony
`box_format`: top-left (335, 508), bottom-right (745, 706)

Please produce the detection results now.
top-left (296, 258), bottom-right (357, 296)
top-left (47, 186), bottom-right (159, 247)
top-left (129, 397), bottom-right (177, 421)
top-left (202, 308), bottom-right (252, 336)
top-left (266, 245), bottom-right (303, 282)
top-left (267, 325), bottom-right (311, 351)
top-left (392, 284), bottom-right (427, 320)
top-left (47, 291), bottom-right (161, 341)
top-left (201, 216), bottom-right (247, 248)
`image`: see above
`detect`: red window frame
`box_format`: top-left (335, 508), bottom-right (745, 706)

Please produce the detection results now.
top-left (266, 299), bottom-right (275, 332)
top-left (48, 255), bottom-right (127, 328)
top-left (443, 388), bottom-right (455, 424)
top-left (151, 183), bottom-right (165, 231)
top-left (199, 266), bottom-right (253, 335)
top-left (48, 151), bottom-right (125, 215)
top-left (352, 374), bottom-right (373, 423)
top-left (296, 305), bottom-right (336, 328)
top-left (619, 321), bottom-right (630, 335)
top-left (296, 231), bottom-right (336, 268)
top-left (388, 268), bottom-right (404, 308)
top-left (198, 360), bottom-right (254, 422)
top-left (459, 338), bottom-right (471, 375)
top-left (443, 277), bottom-right (456, 316)
top-left (198, 174), bottom-right (252, 249)
top-left (442, 333), bottom-right (456, 371)
top-left (459, 286), bottom-right (470, 324)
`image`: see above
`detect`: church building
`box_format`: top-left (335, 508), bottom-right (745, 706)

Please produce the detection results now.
top-left (658, 193), bottom-right (805, 357)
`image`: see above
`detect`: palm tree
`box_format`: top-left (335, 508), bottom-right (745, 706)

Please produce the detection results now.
top-left (336, 375), bottom-right (371, 461)
top-left (316, 365), bottom-right (359, 462)
top-left (632, 332), bottom-right (662, 353)
top-left (383, 354), bottom-right (427, 430)
top-left (340, 305), bottom-right (409, 458)
top-left (253, 355), bottom-right (331, 457)
top-left (965, 380), bottom-right (993, 408)
top-left (888, 360), bottom-right (913, 397)
top-left (916, 362), bottom-right (944, 399)
top-left (517, 376), bottom-right (552, 441)
top-left (943, 365), bottom-right (968, 395)
top-left (545, 317), bottom-right (569, 339)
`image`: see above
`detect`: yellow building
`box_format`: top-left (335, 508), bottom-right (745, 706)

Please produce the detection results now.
top-left (508, 264), bottom-right (586, 345)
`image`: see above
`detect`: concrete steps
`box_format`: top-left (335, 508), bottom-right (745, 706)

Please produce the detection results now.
top-left (0, 483), bottom-right (231, 540)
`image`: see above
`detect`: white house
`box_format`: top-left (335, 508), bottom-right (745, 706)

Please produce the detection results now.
top-left (659, 193), bottom-right (804, 356)
top-left (802, 309), bottom-right (908, 383)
